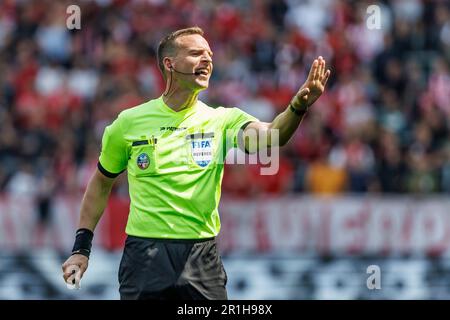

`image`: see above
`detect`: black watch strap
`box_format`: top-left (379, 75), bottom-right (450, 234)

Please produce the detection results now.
top-left (71, 228), bottom-right (94, 259)
top-left (289, 104), bottom-right (307, 116)
top-left (71, 249), bottom-right (91, 258)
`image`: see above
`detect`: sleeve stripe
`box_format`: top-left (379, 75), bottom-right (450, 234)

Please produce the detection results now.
top-left (97, 162), bottom-right (123, 178)
top-left (239, 121), bottom-right (255, 154)
top-left (240, 121), bottom-right (253, 131)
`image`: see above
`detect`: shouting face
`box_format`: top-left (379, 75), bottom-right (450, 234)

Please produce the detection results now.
top-left (167, 34), bottom-right (214, 92)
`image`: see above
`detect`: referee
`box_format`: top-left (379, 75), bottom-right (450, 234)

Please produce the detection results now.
top-left (62, 27), bottom-right (330, 300)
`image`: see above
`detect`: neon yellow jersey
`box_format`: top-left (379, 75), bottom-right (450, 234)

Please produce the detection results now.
top-left (98, 96), bottom-right (258, 239)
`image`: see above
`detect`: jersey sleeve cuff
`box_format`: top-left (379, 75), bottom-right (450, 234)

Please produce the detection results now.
top-left (240, 121), bottom-right (253, 131)
top-left (239, 121), bottom-right (256, 154)
top-left (97, 162), bottom-right (123, 178)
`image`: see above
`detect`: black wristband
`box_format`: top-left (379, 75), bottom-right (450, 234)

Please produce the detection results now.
top-left (71, 228), bottom-right (94, 259)
top-left (289, 104), bottom-right (308, 117)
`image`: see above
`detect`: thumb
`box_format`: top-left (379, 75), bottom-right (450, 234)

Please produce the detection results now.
top-left (297, 87), bottom-right (310, 98)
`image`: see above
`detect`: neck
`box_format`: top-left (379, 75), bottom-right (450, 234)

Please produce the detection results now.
top-left (162, 86), bottom-right (200, 112)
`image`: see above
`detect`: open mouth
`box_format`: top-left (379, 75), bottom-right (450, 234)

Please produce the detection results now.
top-left (196, 68), bottom-right (209, 76)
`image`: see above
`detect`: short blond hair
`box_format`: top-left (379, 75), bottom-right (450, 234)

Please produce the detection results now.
top-left (157, 27), bottom-right (204, 79)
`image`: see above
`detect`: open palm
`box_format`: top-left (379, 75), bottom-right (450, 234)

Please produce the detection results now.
top-left (291, 56), bottom-right (331, 111)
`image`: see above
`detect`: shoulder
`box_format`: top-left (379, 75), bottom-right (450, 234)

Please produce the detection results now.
top-left (118, 99), bottom-right (153, 121)
top-left (112, 99), bottom-right (157, 131)
top-left (196, 100), bottom-right (236, 117)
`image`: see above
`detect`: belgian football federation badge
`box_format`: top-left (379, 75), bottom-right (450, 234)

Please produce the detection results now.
top-left (190, 137), bottom-right (213, 167)
top-left (136, 153), bottom-right (150, 170)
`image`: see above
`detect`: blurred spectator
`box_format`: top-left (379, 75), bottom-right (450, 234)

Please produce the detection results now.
top-left (376, 129), bottom-right (406, 193)
top-left (329, 130), bottom-right (376, 192)
top-left (6, 162), bottom-right (37, 197)
top-left (35, 3), bottom-right (70, 60)
top-left (33, 168), bottom-right (57, 245)
top-left (305, 146), bottom-right (348, 195)
top-left (0, 0), bottom-right (450, 201)
top-left (440, 143), bottom-right (450, 192)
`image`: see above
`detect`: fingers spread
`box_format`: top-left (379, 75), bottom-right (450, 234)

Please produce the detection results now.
top-left (314, 59), bottom-right (320, 80)
top-left (321, 69), bottom-right (331, 86)
top-left (308, 59), bottom-right (318, 81)
top-left (320, 57), bottom-right (326, 78)
top-left (316, 56), bottom-right (323, 80)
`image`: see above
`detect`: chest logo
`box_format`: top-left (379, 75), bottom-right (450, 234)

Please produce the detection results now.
top-left (190, 138), bottom-right (213, 167)
top-left (136, 153), bottom-right (150, 170)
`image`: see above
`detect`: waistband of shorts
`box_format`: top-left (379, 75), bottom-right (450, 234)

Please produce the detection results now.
top-left (126, 235), bottom-right (216, 243)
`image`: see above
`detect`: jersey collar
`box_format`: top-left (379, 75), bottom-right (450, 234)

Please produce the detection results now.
top-left (158, 95), bottom-right (198, 117)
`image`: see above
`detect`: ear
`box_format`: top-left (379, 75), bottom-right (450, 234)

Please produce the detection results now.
top-left (163, 57), bottom-right (173, 72)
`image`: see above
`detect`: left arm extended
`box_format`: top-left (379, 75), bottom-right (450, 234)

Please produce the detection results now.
top-left (241, 56), bottom-right (331, 152)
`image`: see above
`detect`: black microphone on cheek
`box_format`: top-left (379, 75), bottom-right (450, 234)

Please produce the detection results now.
top-left (170, 66), bottom-right (201, 76)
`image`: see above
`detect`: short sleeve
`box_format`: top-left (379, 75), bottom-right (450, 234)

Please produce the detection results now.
top-left (223, 107), bottom-right (259, 151)
top-left (98, 116), bottom-right (129, 177)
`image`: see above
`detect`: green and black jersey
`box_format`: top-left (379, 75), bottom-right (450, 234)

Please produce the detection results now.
top-left (98, 96), bottom-right (257, 239)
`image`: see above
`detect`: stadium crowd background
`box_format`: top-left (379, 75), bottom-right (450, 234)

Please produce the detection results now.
top-left (2, 0), bottom-right (450, 300)
top-left (1, 0), bottom-right (450, 204)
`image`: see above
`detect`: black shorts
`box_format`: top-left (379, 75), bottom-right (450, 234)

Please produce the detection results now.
top-left (118, 235), bottom-right (228, 300)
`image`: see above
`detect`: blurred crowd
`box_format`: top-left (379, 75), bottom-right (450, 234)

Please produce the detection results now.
top-left (1, 0), bottom-right (450, 202)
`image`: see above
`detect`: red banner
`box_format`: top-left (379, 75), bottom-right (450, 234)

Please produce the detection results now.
top-left (2, 194), bottom-right (450, 256)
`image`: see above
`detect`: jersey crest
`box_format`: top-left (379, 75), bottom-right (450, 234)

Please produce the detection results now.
top-left (136, 153), bottom-right (150, 170)
top-left (190, 137), bottom-right (213, 167)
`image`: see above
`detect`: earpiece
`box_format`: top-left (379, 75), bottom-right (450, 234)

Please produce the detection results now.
top-left (170, 66), bottom-right (200, 76)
